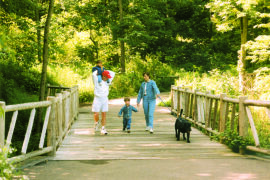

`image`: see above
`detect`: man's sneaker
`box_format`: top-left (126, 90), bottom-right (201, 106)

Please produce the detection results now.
top-left (149, 128), bottom-right (154, 134)
top-left (127, 129), bottom-right (131, 133)
top-left (101, 128), bottom-right (108, 135)
top-left (145, 126), bottom-right (150, 131)
top-left (94, 122), bottom-right (99, 131)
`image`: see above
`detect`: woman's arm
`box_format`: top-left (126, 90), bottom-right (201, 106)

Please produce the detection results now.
top-left (137, 84), bottom-right (143, 105)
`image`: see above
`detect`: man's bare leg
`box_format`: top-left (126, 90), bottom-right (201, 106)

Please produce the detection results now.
top-left (101, 112), bottom-right (106, 126)
top-left (94, 112), bottom-right (99, 131)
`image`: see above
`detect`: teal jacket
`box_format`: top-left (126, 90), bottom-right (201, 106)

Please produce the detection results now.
top-left (118, 105), bottom-right (138, 119)
top-left (137, 80), bottom-right (160, 104)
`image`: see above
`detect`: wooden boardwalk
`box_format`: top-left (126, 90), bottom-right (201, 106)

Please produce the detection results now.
top-left (53, 94), bottom-right (241, 160)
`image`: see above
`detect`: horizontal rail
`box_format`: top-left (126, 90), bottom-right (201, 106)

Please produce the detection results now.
top-left (171, 85), bottom-right (270, 155)
top-left (5, 101), bottom-right (52, 112)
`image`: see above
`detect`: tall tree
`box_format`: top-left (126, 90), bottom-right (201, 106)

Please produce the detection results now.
top-left (38, 0), bottom-right (54, 130)
top-left (119, 0), bottom-right (125, 73)
top-left (206, 0), bottom-right (268, 94)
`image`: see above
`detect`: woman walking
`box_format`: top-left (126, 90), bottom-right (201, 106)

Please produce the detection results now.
top-left (137, 72), bottom-right (160, 133)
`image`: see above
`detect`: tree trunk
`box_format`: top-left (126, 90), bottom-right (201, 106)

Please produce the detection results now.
top-left (238, 16), bottom-right (248, 95)
top-left (38, 0), bottom-right (54, 132)
top-left (118, 0), bottom-right (125, 73)
top-left (36, 0), bottom-right (42, 63)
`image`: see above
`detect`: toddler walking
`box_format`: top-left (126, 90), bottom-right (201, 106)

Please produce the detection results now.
top-left (118, 97), bottom-right (138, 133)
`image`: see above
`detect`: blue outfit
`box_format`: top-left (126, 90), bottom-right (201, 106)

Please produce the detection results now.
top-left (92, 65), bottom-right (105, 83)
top-left (118, 105), bottom-right (138, 130)
top-left (137, 80), bottom-right (160, 129)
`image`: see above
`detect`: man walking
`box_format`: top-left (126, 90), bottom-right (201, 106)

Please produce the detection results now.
top-left (92, 69), bottom-right (115, 135)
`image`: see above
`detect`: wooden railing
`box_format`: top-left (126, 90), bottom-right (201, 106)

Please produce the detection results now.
top-left (0, 85), bottom-right (79, 163)
top-left (171, 85), bottom-right (270, 155)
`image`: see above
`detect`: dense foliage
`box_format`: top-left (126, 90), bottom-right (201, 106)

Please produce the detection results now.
top-left (0, 0), bottom-right (269, 153)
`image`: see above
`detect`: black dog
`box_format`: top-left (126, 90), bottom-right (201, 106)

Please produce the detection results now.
top-left (175, 109), bottom-right (191, 143)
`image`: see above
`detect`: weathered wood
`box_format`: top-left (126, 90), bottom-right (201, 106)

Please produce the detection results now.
top-left (5, 101), bottom-right (51, 112)
top-left (39, 106), bottom-right (51, 149)
top-left (193, 90), bottom-right (199, 122)
top-left (212, 99), bottom-right (218, 130)
top-left (245, 106), bottom-right (260, 147)
top-left (239, 96), bottom-right (248, 138)
top-left (170, 85), bottom-right (174, 113)
top-left (8, 146), bottom-right (53, 164)
top-left (184, 88), bottom-right (189, 117)
top-left (244, 100), bottom-right (270, 107)
top-left (47, 97), bottom-right (56, 156)
top-left (230, 103), bottom-right (236, 131)
top-left (205, 91), bottom-right (211, 128)
top-left (219, 94), bottom-right (227, 132)
top-left (246, 146), bottom-right (270, 156)
top-left (177, 87), bottom-right (181, 116)
top-left (0, 101), bottom-right (5, 147)
top-left (22, 108), bottom-right (36, 154)
top-left (223, 97), bottom-right (239, 103)
top-left (56, 93), bottom-right (63, 143)
top-left (6, 110), bottom-right (18, 149)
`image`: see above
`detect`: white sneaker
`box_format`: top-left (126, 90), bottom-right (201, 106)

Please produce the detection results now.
top-left (94, 122), bottom-right (99, 131)
top-left (149, 128), bottom-right (154, 134)
top-left (101, 128), bottom-right (108, 135)
top-left (145, 126), bottom-right (150, 131)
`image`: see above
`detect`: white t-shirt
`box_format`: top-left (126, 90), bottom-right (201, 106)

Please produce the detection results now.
top-left (92, 70), bottom-right (115, 97)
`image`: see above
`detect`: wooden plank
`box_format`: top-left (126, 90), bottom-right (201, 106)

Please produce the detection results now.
top-left (184, 88), bottom-right (189, 117)
top-left (239, 96), bottom-right (248, 137)
top-left (245, 106), bottom-right (260, 147)
top-left (212, 99), bottom-right (218, 130)
top-left (8, 146), bottom-right (53, 164)
top-left (266, 108), bottom-right (270, 119)
top-left (5, 101), bottom-right (51, 112)
top-left (47, 97), bottom-right (57, 156)
top-left (22, 108), bottom-right (36, 154)
top-left (39, 106), bottom-right (51, 149)
top-left (219, 94), bottom-right (227, 132)
top-left (0, 101), bottom-right (5, 147)
top-left (6, 110), bottom-right (18, 149)
top-left (230, 103), bottom-right (236, 131)
top-left (244, 100), bottom-right (270, 107)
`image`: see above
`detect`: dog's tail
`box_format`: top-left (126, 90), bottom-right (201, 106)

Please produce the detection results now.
top-left (180, 109), bottom-right (183, 117)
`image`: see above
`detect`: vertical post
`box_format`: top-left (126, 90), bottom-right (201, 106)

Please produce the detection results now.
top-left (239, 96), bottom-right (248, 154)
top-left (56, 93), bottom-right (63, 142)
top-left (47, 97), bottom-right (56, 155)
top-left (177, 87), bottom-right (181, 117)
top-left (184, 88), bottom-right (189, 117)
top-left (0, 101), bottom-right (5, 148)
top-left (205, 91), bottom-right (211, 128)
top-left (193, 89), bottom-right (199, 123)
top-left (219, 93), bottom-right (227, 132)
top-left (171, 85), bottom-right (174, 114)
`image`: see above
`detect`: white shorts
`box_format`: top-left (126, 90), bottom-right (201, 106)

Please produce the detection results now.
top-left (92, 96), bottom-right (109, 112)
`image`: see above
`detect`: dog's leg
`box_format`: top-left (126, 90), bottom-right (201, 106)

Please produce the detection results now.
top-left (176, 129), bottom-right (180, 141)
top-left (183, 133), bottom-right (186, 140)
top-left (187, 131), bottom-right (190, 143)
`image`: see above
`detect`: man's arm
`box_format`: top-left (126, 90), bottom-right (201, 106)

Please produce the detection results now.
top-left (92, 70), bottom-right (98, 86)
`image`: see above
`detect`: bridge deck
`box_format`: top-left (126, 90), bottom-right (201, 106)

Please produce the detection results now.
top-left (53, 94), bottom-right (240, 160)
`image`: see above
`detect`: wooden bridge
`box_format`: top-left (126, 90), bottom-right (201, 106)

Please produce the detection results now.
top-left (1, 85), bottom-right (270, 179)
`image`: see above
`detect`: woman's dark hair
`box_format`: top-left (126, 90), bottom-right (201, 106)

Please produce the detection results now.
top-left (143, 72), bottom-right (150, 78)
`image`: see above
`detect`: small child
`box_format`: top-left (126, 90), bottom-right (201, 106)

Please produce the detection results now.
top-left (118, 97), bottom-right (138, 133)
top-left (92, 60), bottom-right (105, 84)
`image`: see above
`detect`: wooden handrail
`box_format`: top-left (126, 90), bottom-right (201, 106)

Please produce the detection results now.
top-left (171, 86), bottom-right (270, 155)
top-left (1, 85), bottom-right (79, 164)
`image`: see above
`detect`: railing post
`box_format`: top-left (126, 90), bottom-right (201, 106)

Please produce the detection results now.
top-left (205, 91), bottom-right (211, 129)
top-left (171, 85), bottom-right (175, 114)
top-left (177, 87), bottom-right (181, 117)
top-left (56, 93), bottom-right (63, 144)
top-left (47, 97), bottom-right (56, 156)
top-left (193, 89), bottom-right (199, 123)
top-left (184, 88), bottom-right (189, 117)
top-left (239, 96), bottom-right (248, 154)
top-left (0, 101), bottom-right (5, 148)
top-left (219, 93), bottom-right (227, 132)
